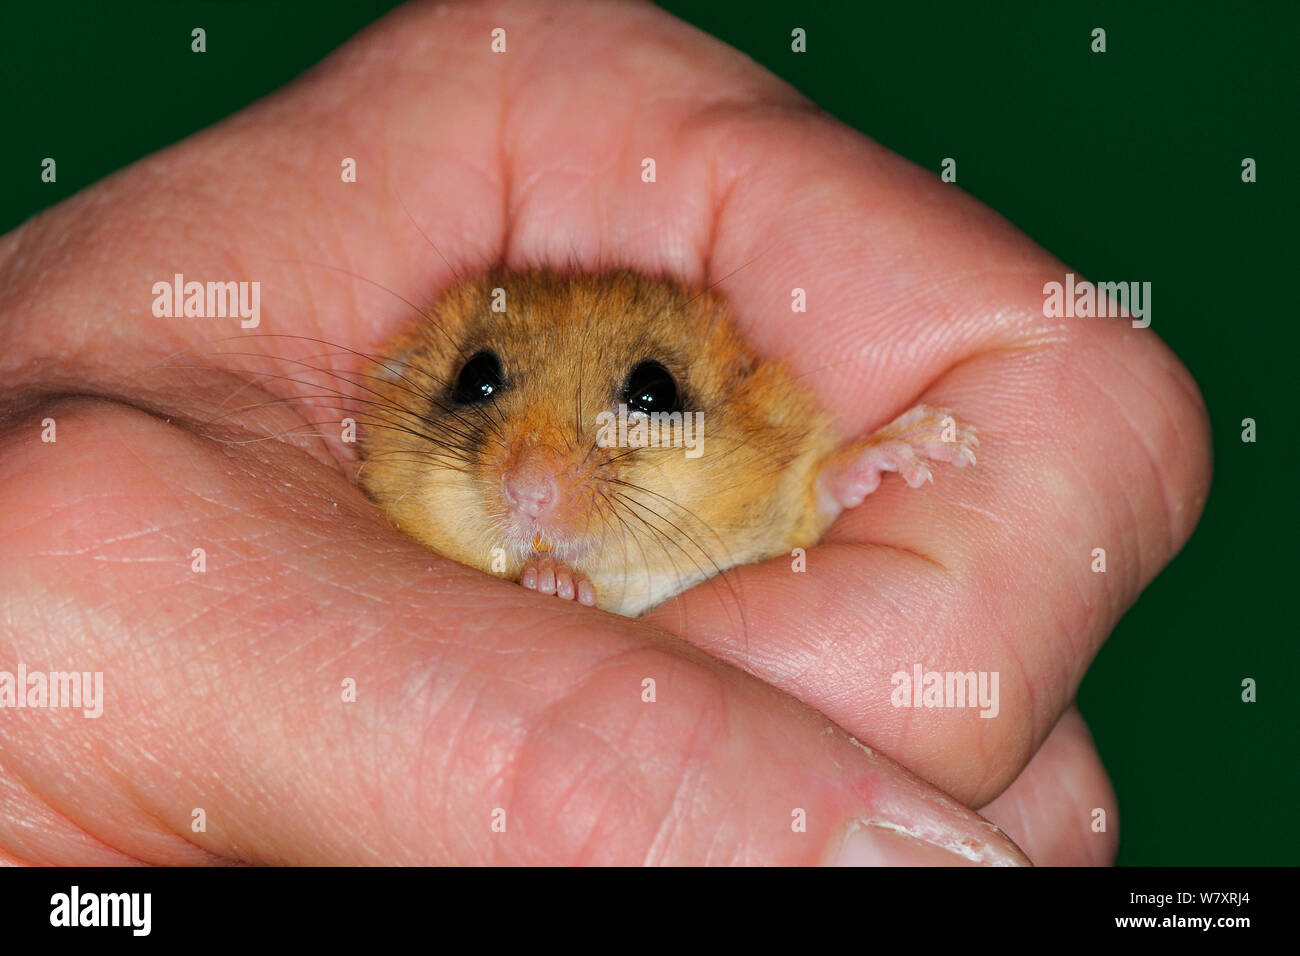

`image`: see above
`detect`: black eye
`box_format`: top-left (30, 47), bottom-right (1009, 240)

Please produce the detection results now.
top-left (452, 350), bottom-right (504, 404)
top-left (624, 360), bottom-right (681, 415)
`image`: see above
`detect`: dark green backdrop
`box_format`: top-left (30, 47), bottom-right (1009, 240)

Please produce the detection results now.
top-left (2, 0), bottom-right (1295, 865)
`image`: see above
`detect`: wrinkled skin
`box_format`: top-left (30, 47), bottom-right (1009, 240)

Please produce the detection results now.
top-left (0, 0), bottom-right (1209, 864)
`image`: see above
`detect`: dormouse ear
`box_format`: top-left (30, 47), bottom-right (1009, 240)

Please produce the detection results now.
top-left (373, 347), bottom-right (415, 383)
top-left (728, 351), bottom-right (756, 384)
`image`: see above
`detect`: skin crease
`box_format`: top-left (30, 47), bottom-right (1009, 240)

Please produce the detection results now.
top-left (0, 0), bottom-right (1208, 864)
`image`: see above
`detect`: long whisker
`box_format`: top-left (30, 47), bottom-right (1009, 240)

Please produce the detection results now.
top-left (219, 332), bottom-right (505, 443)
top-left (394, 191), bottom-right (464, 285)
top-left (595, 489), bottom-right (661, 609)
top-left (601, 489), bottom-right (695, 633)
top-left (211, 349), bottom-right (503, 448)
top-left (265, 258), bottom-right (468, 361)
top-left (683, 240), bottom-right (781, 311)
top-left (175, 356), bottom-right (504, 454)
top-left (611, 489), bottom-right (748, 646)
top-left (216, 333), bottom-right (446, 401)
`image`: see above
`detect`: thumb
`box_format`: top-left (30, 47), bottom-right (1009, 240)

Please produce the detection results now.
top-left (0, 397), bottom-right (1027, 865)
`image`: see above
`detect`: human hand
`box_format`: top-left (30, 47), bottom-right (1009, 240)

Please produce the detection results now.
top-left (0, 0), bottom-right (1208, 865)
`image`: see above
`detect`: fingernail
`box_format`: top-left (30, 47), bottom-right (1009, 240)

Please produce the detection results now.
top-left (834, 822), bottom-right (1027, 867)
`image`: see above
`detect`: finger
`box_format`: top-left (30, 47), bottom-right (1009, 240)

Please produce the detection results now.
top-left (0, 0), bottom-right (1211, 808)
top-left (0, 0), bottom-right (781, 395)
top-left (0, 396), bottom-right (1027, 866)
top-left (979, 706), bottom-right (1119, 866)
top-left (643, 113), bottom-right (1211, 802)
top-left (465, 2), bottom-right (1209, 806)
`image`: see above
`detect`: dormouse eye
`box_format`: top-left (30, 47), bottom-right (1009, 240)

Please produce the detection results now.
top-left (452, 350), bottom-right (504, 404)
top-left (624, 360), bottom-right (681, 415)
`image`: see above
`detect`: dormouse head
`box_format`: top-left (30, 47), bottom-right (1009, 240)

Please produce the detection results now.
top-left (358, 269), bottom-right (832, 615)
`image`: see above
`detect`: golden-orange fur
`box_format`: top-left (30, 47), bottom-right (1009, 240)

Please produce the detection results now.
top-left (358, 269), bottom-right (841, 616)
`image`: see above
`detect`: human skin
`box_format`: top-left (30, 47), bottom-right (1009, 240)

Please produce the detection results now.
top-left (0, 0), bottom-right (1208, 864)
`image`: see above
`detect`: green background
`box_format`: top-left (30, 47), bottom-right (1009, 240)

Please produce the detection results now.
top-left (2, 0), bottom-right (1295, 865)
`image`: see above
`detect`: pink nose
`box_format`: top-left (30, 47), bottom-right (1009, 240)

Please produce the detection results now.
top-left (503, 466), bottom-right (557, 520)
